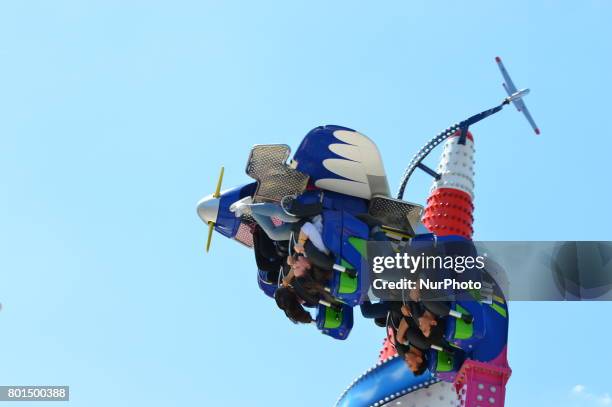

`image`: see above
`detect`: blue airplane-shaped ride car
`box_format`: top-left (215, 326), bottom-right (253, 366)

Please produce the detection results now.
top-left (196, 124), bottom-right (423, 339)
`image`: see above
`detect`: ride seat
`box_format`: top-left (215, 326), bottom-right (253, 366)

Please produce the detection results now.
top-left (316, 303), bottom-right (354, 340)
top-left (257, 269), bottom-right (279, 298)
top-left (320, 210), bottom-right (370, 306)
top-left (444, 300), bottom-right (486, 352)
top-left (428, 347), bottom-right (466, 379)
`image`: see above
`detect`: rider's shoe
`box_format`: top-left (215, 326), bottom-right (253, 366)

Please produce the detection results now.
top-left (229, 196), bottom-right (253, 217)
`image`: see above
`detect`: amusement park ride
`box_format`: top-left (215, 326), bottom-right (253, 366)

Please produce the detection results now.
top-left (197, 57), bottom-right (539, 407)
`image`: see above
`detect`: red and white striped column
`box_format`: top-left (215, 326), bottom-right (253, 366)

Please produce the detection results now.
top-left (422, 130), bottom-right (475, 239)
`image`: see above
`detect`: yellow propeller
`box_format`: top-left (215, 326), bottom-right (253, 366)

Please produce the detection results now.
top-left (205, 166), bottom-right (225, 252)
top-left (206, 221), bottom-right (215, 252)
top-left (213, 166), bottom-right (224, 198)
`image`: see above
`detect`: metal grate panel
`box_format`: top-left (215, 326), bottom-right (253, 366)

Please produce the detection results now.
top-left (234, 221), bottom-right (255, 248)
top-left (232, 214), bottom-right (283, 249)
top-left (368, 195), bottom-right (424, 236)
top-left (246, 144), bottom-right (309, 203)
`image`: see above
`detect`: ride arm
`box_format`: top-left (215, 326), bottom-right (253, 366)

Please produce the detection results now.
top-left (397, 100), bottom-right (508, 199)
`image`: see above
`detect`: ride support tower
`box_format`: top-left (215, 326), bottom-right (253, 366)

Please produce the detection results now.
top-left (425, 130), bottom-right (511, 407)
top-left (379, 129), bottom-right (476, 362)
top-left (381, 130), bottom-right (511, 407)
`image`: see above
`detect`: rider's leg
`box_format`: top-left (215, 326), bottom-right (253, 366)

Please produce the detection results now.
top-left (250, 205), bottom-right (296, 241)
top-left (250, 202), bottom-right (300, 223)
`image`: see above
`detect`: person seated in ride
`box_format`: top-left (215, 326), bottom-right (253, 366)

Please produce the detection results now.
top-left (363, 283), bottom-right (453, 349)
top-left (390, 304), bottom-right (457, 376)
top-left (230, 196), bottom-right (300, 241)
top-left (390, 309), bottom-right (428, 376)
top-left (231, 196), bottom-right (331, 258)
top-left (408, 284), bottom-right (473, 339)
top-left (292, 215), bottom-right (328, 255)
top-left (274, 286), bottom-right (313, 324)
top-left (284, 255), bottom-right (339, 309)
top-left (290, 213), bottom-right (367, 279)
top-left (396, 343), bottom-right (428, 376)
top-left (403, 291), bottom-right (441, 339)
top-left (396, 302), bottom-right (454, 352)
top-left (235, 193), bottom-right (386, 268)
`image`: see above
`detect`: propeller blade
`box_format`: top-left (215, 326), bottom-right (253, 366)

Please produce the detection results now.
top-left (213, 166), bottom-right (225, 198)
top-left (206, 221), bottom-right (215, 252)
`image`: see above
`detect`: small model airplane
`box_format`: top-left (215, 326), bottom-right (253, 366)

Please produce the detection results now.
top-left (495, 56), bottom-right (541, 135)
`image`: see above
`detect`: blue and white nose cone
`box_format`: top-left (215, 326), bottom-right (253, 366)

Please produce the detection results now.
top-left (196, 194), bottom-right (220, 225)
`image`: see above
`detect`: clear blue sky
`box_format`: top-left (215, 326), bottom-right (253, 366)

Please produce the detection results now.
top-left (0, 1), bottom-right (611, 406)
